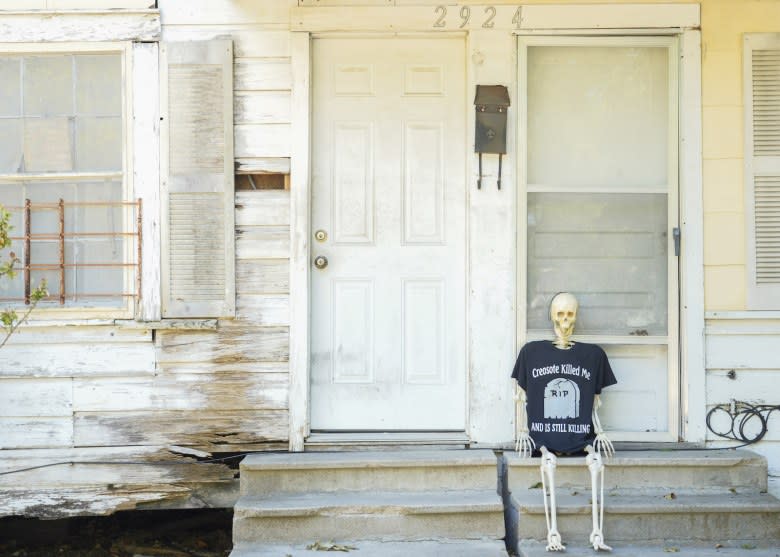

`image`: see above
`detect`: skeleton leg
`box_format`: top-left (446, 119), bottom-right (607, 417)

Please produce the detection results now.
top-left (585, 445), bottom-right (612, 552)
top-left (539, 447), bottom-right (565, 552)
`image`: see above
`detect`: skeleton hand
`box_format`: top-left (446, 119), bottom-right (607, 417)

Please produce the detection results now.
top-left (546, 530), bottom-right (566, 552)
top-left (593, 432), bottom-right (615, 460)
top-left (515, 431), bottom-right (536, 458)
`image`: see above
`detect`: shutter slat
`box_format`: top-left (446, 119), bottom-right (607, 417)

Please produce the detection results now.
top-left (161, 40), bottom-right (235, 318)
top-left (754, 174), bottom-right (780, 286)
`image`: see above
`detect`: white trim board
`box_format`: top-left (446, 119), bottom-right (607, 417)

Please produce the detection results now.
top-left (292, 4), bottom-right (700, 33)
top-left (0, 10), bottom-right (160, 43)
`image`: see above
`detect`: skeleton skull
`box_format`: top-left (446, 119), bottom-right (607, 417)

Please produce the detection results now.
top-left (550, 292), bottom-right (578, 349)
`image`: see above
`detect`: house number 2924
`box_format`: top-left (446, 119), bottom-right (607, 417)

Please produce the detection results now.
top-left (433, 6), bottom-right (521, 29)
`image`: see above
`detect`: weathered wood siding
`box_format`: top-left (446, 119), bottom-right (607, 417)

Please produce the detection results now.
top-left (161, 1), bottom-right (295, 172)
top-left (706, 317), bottom-right (780, 496)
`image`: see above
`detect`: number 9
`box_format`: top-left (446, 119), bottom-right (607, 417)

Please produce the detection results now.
top-left (459, 6), bottom-right (471, 28)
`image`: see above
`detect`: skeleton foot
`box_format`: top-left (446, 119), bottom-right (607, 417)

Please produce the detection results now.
top-left (589, 531), bottom-right (612, 552)
top-left (540, 447), bottom-right (566, 552)
top-left (546, 530), bottom-right (566, 552)
top-left (586, 445), bottom-right (611, 552)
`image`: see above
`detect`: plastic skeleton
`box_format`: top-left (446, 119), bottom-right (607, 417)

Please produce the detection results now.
top-left (515, 293), bottom-right (614, 552)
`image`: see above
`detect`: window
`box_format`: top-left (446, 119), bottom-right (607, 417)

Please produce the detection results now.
top-left (0, 45), bottom-right (136, 313)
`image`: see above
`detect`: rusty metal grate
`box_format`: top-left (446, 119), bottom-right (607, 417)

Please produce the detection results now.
top-left (0, 198), bottom-right (142, 306)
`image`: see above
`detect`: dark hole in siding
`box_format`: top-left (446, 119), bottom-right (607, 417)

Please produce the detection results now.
top-left (236, 173), bottom-right (288, 191)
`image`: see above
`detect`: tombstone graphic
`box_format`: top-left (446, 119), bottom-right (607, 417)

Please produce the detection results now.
top-left (544, 378), bottom-right (580, 419)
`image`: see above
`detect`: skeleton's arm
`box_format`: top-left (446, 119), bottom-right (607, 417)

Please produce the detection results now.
top-left (514, 384), bottom-right (536, 458)
top-left (592, 394), bottom-right (614, 458)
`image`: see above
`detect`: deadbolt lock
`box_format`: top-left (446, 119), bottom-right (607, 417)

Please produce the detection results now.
top-left (314, 256), bottom-right (328, 270)
top-left (315, 230), bottom-right (328, 242)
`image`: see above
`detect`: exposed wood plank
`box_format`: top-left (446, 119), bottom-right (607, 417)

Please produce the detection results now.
top-left (236, 259), bottom-right (290, 294)
top-left (0, 378), bottom-right (72, 417)
top-left (706, 334), bottom-right (780, 369)
top-left (235, 59), bottom-right (291, 91)
top-left (236, 294), bottom-right (290, 326)
top-left (0, 344), bottom-right (156, 377)
top-left (235, 123), bottom-right (291, 159)
top-left (235, 190), bottom-right (291, 227)
top-left (133, 42), bottom-right (162, 322)
top-left (2, 327), bottom-right (152, 345)
top-left (0, 10), bottom-right (161, 42)
top-left (236, 226), bottom-right (291, 259)
top-left (157, 360), bottom-right (288, 374)
top-left (0, 447), bottom-right (233, 487)
top-left (161, 28), bottom-right (291, 58)
top-left (235, 91), bottom-right (291, 125)
top-left (288, 31), bottom-right (311, 452)
top-left (0, 417), bottom-right (73, 449)
top-left (158, 0), bottom-right (295, 25)
top-left (74, 410), bottom-right (288, 447)
top-left (156, 327), bottom-right (289, 364)
top-left (236, 157), bottom-right (291, 175)
top-left (73, 373), bottom-right (288, 412)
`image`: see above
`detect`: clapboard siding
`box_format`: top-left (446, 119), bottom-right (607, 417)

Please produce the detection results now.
top-left (159, 0), bottom-right (295, 25)
top-left (235, 91), bottom-right (292, 124)
top-left (0, 379), bottom-right (72, 417)
top-left (0, 418), bottom-right (73, 449)
top-left (236, 295), bottom-right (290, 325)
top-left (705, 333), bottom-right (780, 369)
top-left (236, 190), bottom-right (290, 226)
top-left (73, 373), bottom-right (288, 412)
top-left (705, 318), bottom-right (780, 495)
top-left (237, 259), bottom-right (290, 294)
top-left (236, 226), bottom-right (291, 259)
top-left (74, 410), bottom-right (288, 447)
top-left (156, 327), bottom-right (289, 364)
top-left (236, 123), bottom-right (292, 159)
top-left (162, 28), bottom-right (291, 58)
top-left (0, 343), bottom-right (157, 378)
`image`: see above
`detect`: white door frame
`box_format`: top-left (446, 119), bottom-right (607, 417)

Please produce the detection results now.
top-left (288, 5), bottom-right (704, 451)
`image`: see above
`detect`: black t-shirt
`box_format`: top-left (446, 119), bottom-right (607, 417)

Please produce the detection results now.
top-left (511, 340), bottom-right (617, 454)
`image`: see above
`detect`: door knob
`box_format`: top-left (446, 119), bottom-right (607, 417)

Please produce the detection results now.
top-left (314, 256), bottom-right (328, 270)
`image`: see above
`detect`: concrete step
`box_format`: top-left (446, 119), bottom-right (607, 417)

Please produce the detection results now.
top-left (239, 449), bottom-right (499, 496)
top-left (505, 450), bottom-right (768, 494)
top-left (517, 540), bottom-right (780, 556)
top-left (511, 491), bottom-right (780, 543)
top-left (231, 539), bottom-right (509, 557)
top-left (233, 490), bottom-right (505, 543)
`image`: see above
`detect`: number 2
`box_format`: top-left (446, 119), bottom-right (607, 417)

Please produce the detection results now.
top-left (482, 6), bottom-right (496, 28)
top-left (434, 5), bottom-right (446, 28)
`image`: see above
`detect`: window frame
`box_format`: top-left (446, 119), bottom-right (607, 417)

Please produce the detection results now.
top-left (0, 41), bottom-right (135, 320)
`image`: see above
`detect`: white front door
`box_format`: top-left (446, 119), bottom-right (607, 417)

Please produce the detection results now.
top-left (310, 38), bottom-right (467, 431)
top-left (519, 36), bottom-right (680, 441)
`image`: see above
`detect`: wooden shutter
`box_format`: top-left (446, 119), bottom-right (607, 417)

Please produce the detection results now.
top-left (160, 40), bottom-right (235, 318)
top-left (745, 34), bottom-right (780, 309)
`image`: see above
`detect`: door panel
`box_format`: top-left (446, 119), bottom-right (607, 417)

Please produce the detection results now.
top-left (311, 38), bottom-right (466, 431)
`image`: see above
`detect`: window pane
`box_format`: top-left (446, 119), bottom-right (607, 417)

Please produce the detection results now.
top-left (75, 117), bottom-right (122, 171)
top-left (0, 119), bottom-right (23, 173)
top-left (0, 182), bottom-right (23, 301)
top-left (76, 55), bottom-right (122, 116)
top-left (23, 118), bottom-right (73, 172)
top-left (527, 193), bottom-right (668, 335)
top-left (0, 58), bottom-right (21, 117)
top-left (23, 55), bottom-right (73, 117)
top-left (527, 46), bottom-right (669, 189)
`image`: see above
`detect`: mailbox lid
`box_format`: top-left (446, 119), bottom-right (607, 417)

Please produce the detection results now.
top-left (474, 84), bottom-right (510, 109)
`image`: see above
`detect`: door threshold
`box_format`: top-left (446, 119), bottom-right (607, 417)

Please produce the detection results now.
top-left (305, 431), bottom-right (471, 451)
